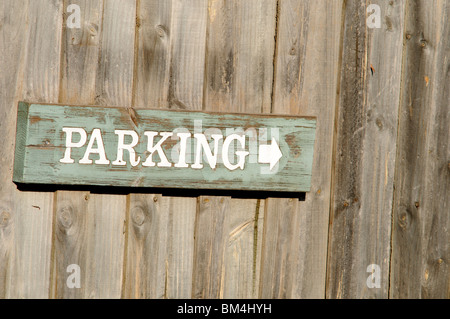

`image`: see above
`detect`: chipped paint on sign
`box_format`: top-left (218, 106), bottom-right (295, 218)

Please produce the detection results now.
top-left (13, 102), bottom-right (316, 192)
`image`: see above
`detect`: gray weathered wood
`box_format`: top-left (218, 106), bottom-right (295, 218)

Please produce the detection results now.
top-left (203, 0), bottom-right (276, 114)
top-left (133, 0), bottom-right (172, 109)
top-left (260, 198), bottom-right (298, 297)
top-left (193, 197), bottom-right (266, 298)
top-left (326, 0), bottom-right (405, 298)
top-left (123, 194), bottom-right (197, 298)
top-left (165, 197), bottom-right (197, 298)
top-left (0, 0), bottom-right (28, 298)
top-left (123, 194), bottom-right (167, 298)
top-left (52, 190), bottom-right (126, 298)
top-left (60, 0), bottom-right (103, 105)
top-left (84, 193), bottom-right (126, 298)
top-left (123, 0), bottom-right (207, 298)
top-left (192, 0), bottom-right (277, 299)
top-left (1, 0), bottom-right (449, 300)
top-left (51, 190), bottom-right (89, 299)
top-left (260, 0), bottom-right (343, 298)
top-left (0, 0), bottom-right (63, 298)
top-left (192, 196), bottom-right (230, 298)
top-left (223, 199), bottom-right (265, 298)
top-left (290, 1), bottom-right (343, 298)
top-left (390, 0), bottom-right (449, 299)
top-left (160, 0), bottom-right (206, 298)
top-left (50, 0), bottom-right (134, 298)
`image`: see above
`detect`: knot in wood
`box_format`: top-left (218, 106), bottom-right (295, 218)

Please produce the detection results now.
top-left (88, 23), bottom-right (98, 36)
top-left (155, 24), bottom-right (168, 38)
top-left (0, 211), bottom-right (11, 227)
top-left (398, 211), bottom-right (408, 229)
top-left (58, 206), bottom-right (74, 229)
top-left (131, 206), bottom-right (146, 226)
top-left (376, 118), bottom-right (383, 130)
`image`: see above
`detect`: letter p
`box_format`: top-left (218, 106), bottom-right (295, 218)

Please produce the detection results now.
top-left (60, 127), bottom-right (87, 163)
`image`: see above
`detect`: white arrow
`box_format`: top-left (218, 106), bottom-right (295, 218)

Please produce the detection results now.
top-left (258, 137), bottom-right (282, 170)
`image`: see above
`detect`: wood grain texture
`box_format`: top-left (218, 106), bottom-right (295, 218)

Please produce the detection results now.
top-left (260, 0), bottom-right (343, 298)
top-left (0, 0), bottom-right (27, 297)
top-left (52, 191), bottom-right (126, 298)
top-left (60, 0), bottom-right (103, 105)
top-left (1, 0), bottom-right (448, 300)
top-left (123, 194), bottom-right (197, 298)
top-left (0, 0), bottom-right (62, 298)
top-left (203, 0), bottom-right (276, 114)
top-left (390, 0), bottom-right (449, 299)
top-left (95, 0), bottom-right (136, 108)
top-left (260, 198), bottom-right (299, 298)
top-left (326, 0), bottom-right (406, 298)
top-left (192, 196), bottom-right (230, 298)
top-left (192, 0), bottom-right (277, 299)
top-left (167, 0), bottom-right (208, 111)
top-left (123, 194), bottom-right (174, 297)
top-left (123, 0), bottom-right (207, 298)
top-left (134, 0), bottom-right (208, 109)
top-left (153, 0), bottom-right (207, 298)
top-left (50, 0), bottom-right (134, 298)
top-left (223, 199), bottom-right (265, 298)
top-left (134, 0), bottom-right (170, 108)
top-left (51, 190), bottom-right (127, 300)
top-left (193, 197), bottom-right (266, 298)
top-left (51, 190), bottom-right (89, 299)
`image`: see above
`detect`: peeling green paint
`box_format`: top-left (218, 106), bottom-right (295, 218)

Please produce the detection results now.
top-left (13, 102), bottom-right (316, 192)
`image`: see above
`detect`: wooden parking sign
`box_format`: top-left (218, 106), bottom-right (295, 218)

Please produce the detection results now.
top-left (13, 102), bottom-right (316, 192)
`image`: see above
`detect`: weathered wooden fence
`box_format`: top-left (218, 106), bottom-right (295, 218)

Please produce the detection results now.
top-left (0, 0), bottom-right (448, 298)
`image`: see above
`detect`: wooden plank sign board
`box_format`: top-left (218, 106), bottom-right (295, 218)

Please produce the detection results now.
top-left (13, 102), bottom-right (316, 192)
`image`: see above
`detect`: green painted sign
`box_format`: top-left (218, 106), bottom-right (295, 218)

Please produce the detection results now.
top-left (13, 102), bottom-right (316, 192)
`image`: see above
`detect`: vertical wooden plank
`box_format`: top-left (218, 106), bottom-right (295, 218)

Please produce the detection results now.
top-left (167, 0), bottom-right (208, 111)
top-left (222, 199), bottom-right (265, 298)
top-left (52, 0), bottom-right (134, 298)
top-left (191, 0), bottom-right (277, 299)
top-left (326, 0), bottom-right (406, 298)
top-left (259, 198), bottom-right (298, 298)
top-left (390, 0), bottom-right (449, 299)
top-left (52, 191), bottom-right (89, 299)
top-left (163, 0), bottom-right (206, 299)
top-left (0, 0), bottom-right (28, 298)
top-left (124, 194), bottom-right (197, 298)
top-left (60, 0), bottom-right (103, 105)
top-left (124, 0), bottom-right (207, 298)
top-left (85, 194), bottom-right (127, 297)
top-left (203, 0), bottom-right (276, 114)
top-left (0, 0), bottom-right (62, 298)
top-left (165, 197), bottom-right (198, 298)
top-left (123, 194), bottom-right (167, 298)
top-left (192, 196), bottom-right (230, 298)
top-left (95, 0), bottom-right (136, 108)
top-left (260, 0), bottom-right (343, 298)
top-left (133, 0), bottom-right (172, 109)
